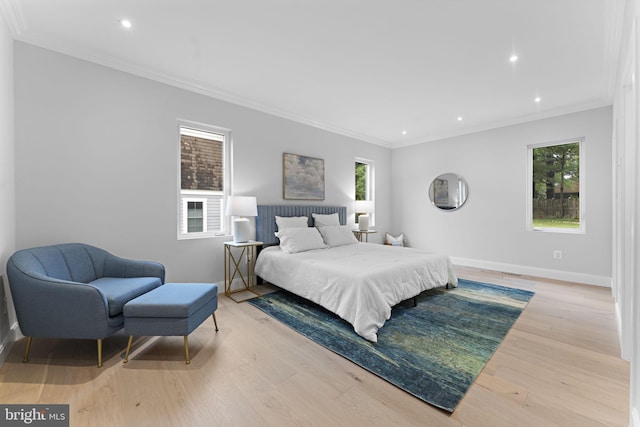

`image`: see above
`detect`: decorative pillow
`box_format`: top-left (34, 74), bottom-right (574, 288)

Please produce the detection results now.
top-left (384, 232), bottom-right (404, 247)
top-left (318, 225), bottom-right (359, 247)
top-left (275, 227), bottom-right (327, 254)
top-left (312, 212), bottom-right (340, 227)
top-left (275, 215), bottom-right (308, 231)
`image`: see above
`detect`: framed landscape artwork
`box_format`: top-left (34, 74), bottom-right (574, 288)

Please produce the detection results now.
top-left (283, 153), bottom-right (325, 200)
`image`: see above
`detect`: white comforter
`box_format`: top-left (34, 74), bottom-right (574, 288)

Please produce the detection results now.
top-left (254, 243), bottom-right (458, 342)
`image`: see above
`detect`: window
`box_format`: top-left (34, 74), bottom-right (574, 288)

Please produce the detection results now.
top-left (184, 199), bottom-right (206, 233)
top-left (528, 138), bottom-right (583, 232)
top-left (178, 123), bottom-right (229, 239)
top-left (355, 158), bottom-right (375, 224)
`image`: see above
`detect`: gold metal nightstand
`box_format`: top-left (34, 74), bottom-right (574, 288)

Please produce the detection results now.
top-left (224, 240), bottom-right (263, 302)
top-left (353, 230), bottom-right (377, 243)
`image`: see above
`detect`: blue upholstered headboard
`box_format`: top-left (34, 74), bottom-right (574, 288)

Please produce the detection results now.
top-left (256, 205), bottom-right (347, 246)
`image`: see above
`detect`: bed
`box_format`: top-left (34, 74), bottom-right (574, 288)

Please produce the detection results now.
top-left (254, 205), bottom-right (458, 342)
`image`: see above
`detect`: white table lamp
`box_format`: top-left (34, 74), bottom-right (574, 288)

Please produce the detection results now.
top-left (355, 200), bottom-right (374, 231)
top-left (225, 196), bottom-right (257, 242)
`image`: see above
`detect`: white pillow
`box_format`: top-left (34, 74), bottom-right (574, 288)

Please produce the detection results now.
top-left (312, 212), bottom-right (340, 227)
top-left (275, 227), bottom-right (327, 254)
top-left (385, 232), bottom-right (404, 247)
top-left (318, 225), bottom-right (359, 247)
top-left (275, 215), bottom-right (308, 231)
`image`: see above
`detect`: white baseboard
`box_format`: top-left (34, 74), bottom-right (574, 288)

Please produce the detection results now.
top-left (614, 302), bottom-right (630, 361)
top-left (451, 257), bottom-right (612, 288)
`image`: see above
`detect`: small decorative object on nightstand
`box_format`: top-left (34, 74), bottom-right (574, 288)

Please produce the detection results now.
top-left (224, 240), bottom-right (263, 302)
top-left (353, 229), bottom-right (377, 243)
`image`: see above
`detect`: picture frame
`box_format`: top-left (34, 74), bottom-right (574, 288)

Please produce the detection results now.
top-left (283, 153), bottom-right (325, 200)
top-left (433, 178), bottom-right (449, 205)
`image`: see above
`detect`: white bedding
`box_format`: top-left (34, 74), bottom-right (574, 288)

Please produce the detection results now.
top-left (254, 243), bottom-right (458, 342)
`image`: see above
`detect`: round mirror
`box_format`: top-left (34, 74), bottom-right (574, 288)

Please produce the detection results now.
top-left (428, 173), bottom-right (469, 210)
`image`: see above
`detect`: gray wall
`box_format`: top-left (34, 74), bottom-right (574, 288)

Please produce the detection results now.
top-left (14, 42), bottom-right (391, 285)
top-left (6, 40), bottom-right (616, 367)
top-left (0, 15), bottom-right (16, 362)
top-left (391, 107), bottom-right (613, 286)
top-left (13, 42), bottom-right (614, 289)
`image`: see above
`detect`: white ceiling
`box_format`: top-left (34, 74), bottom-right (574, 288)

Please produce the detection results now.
top-left (1, 0), bottom-right (626, 148)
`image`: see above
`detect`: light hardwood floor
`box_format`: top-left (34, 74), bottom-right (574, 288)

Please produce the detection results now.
top-left (0, 267), bottom-right (629, 427)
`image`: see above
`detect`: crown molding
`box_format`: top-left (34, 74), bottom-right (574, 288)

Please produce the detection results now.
top-left (17, 35), bottom-right (392, 149)
top-left (390, 100), bottom-right (612, 149)
top-left (14, 21), bottom-right (617, 152)
top-left (0, 0), bottom-right (26, 37)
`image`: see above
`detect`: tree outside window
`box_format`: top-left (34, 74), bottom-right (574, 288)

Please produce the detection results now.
top-left (355, 160), bottom-right (374, 224)
top-left (355, 162), bottom-right (368, 201)
top-left (531, 141), bottom-right (580, 229)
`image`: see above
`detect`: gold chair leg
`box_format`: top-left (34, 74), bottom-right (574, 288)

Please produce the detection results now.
top-left (212, 313), bottom-right (219, 331)
top-left (23, 336), bottom-right (32, 363)
top-left (123, 336), bottom-right (134, 363)
top-left (97, 339), bottom-right (103, 368)
top-left (184, 336), bottom-right (190, 365)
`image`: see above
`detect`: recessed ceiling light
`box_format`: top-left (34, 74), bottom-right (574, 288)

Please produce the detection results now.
top-left (534, 96), bottom-right (541, 103)
top-left (509, 54), bottom-right (518, 63)
top-left (120, 19), bottom-right (132, 29)
top-left (402, 130), bottom-right (407, 135)
top-left (457, 116), bottom-right (463, 121)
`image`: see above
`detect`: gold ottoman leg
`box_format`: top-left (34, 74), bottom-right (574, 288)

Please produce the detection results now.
top-left (184, 336), bottom-right (191, 365)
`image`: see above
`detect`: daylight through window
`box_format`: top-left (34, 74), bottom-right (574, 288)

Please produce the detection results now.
top-left (178, 125), bottom-right (227, 238)
top-left (355, 159), bottom-right (375, 224)
top-left (530, 140), bottom-right (582, 231)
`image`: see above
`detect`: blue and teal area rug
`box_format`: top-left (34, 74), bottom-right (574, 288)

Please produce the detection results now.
top-left (249, 279), bottom-right (534, 412)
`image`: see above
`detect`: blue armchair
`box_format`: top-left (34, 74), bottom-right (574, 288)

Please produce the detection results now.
top-left (6, 243), bottom-right (165, 367)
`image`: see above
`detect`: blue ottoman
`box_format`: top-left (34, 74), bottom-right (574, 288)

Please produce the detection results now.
top-left (123, 283), bottom-right (219, 364)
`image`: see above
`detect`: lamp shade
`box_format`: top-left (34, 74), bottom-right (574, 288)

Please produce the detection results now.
top-left (225, 196), bottom-right (257, 217)
top-left (354, 200), bottom-right (374, 213)
top-left (355, 200), bottom-right (374, 231)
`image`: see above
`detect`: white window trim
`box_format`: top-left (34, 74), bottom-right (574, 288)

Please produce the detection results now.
top-left (355, 157), bottom-right (375, 226)
top-left (526, 137), bottom-right (585, 234)
top-left (177, 119), bottom-right (232, 240)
